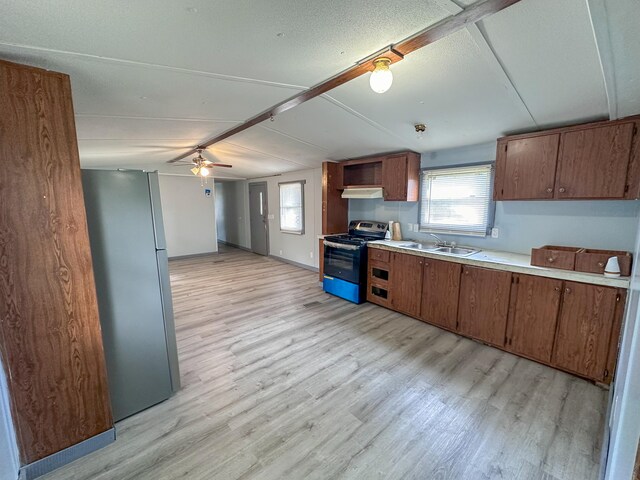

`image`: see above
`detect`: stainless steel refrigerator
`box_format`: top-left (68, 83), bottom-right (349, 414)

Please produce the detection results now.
top-left (82, 170), bottom-right (180, 422)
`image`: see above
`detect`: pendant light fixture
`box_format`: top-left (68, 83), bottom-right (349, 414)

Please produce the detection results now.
top-left (369, 57), bottom-right (393, 93)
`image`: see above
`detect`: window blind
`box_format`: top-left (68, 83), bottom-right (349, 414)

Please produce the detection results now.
top-left (279, 181), bottom-right (305, 234)
top-left (419, 164), bottom-right (493, 237)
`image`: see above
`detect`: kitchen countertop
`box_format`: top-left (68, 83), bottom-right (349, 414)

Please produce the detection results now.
top-left (369, 240), bottom-right (631, 289)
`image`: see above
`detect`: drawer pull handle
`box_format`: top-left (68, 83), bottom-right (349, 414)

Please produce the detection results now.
top-left (565, 287), bottom-right (572, 294)
top-left (597, 262), bottom-right (605, 267)
top-left (546, 187), bottom-right (553, 193)
top-left (554, 286), bottom-right (561, 292)
top-left (547, 257), bottom-right (555, 263)
top-left (558, 187), bottom-right (566, 193)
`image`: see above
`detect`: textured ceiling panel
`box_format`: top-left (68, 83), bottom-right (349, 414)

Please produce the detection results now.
top-left (328, 28), bottom-right (535, 152)
top-left (0, 0), bottom-right (449, 86)
top-left (477, 0), bottom-right (608, 127)
top-left (601, 0), bottom-right (640, 118)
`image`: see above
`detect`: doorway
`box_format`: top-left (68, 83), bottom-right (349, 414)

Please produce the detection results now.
top-left (248, 182), bottom-right (269, 256)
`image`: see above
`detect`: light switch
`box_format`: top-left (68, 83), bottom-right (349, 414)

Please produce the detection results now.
top-left (491, 227), bottom-right (500, 238)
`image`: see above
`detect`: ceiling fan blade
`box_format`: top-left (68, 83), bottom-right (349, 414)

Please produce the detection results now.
top-left (211, 164), bottom-right (233, 168)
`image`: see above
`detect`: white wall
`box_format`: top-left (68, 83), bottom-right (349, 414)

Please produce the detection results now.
top-left (215, 167), bottom-right (322, 269)
top-left (0, 360), bottom-right (19, 480)
top-left (604, 215), bottom-right (640, 479)
top-left (158, 174), bottom-right (218, 258)
top-left (349, 142), bottom-right (640, 254)
top-left (215, 180), bottom-right (250, 249)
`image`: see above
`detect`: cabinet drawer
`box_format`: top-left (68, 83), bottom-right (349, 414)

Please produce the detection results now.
top-left (369, 248), bottom-right (390, 263)
top-left (575, 250), bottom-right (632, 276)
top-left (531, 245), bottom-right (580, 270)
top-left (367, 284), bottom-right (391, 308)
top-left (369, 261), bottom-right (390, 284)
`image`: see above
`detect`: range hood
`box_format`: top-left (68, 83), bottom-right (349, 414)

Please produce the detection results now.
top-left (341, 187), bottom-right (384, 199)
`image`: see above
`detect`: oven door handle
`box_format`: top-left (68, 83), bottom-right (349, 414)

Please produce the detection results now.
top-left (324, 240), bottom-right (359, 251)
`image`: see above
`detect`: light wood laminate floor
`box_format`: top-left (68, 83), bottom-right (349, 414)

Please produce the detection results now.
top-left (43, 245), bottom-right (607, 480)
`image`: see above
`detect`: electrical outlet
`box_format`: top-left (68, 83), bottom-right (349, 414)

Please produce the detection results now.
top-left (491, 227), bottom-right (500, 238)
top-left (309, 252), bottom-right (313, 259)
top-left (267, 214), bottom-right (275, 220)
top-left (407, 223), bottom-right (413, 232)
top-left (279, 250), bottom-right (283, 255)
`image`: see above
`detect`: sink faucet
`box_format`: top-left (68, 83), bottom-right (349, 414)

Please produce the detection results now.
top-left (428, 233), bottom-right (447, 247)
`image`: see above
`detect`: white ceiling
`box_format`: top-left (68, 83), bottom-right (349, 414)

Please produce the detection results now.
top-left (0, 0), bottom-right (637, 179)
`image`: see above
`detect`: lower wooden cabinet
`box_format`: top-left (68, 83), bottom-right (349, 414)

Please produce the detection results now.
top-left (552, 281), bottom-right (620, 381)
top-left (389, 252), bottom-right (423, 317)
top-left (366, 247), bottom-right (626, 384)
top-left (506, 274), bottom-right (562, 363)
top-left (420, 259), bottom-right (461, 331)
top-left (457, 266), bottom-right (512, 347)
top-left (318, 238), bottom-right (324, 282)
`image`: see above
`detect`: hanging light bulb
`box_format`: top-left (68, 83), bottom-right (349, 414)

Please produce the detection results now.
top-left (369, 57), bottom-right (393, 94)
top-left (200, 166), bottom-right (210, 177)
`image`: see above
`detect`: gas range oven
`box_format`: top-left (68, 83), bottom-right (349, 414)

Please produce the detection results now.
top-left (323, 220), bottom-right (388, 304)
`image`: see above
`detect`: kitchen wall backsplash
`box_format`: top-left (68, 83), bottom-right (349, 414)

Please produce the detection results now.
top-left (349, 142), bottom-right (640, 255)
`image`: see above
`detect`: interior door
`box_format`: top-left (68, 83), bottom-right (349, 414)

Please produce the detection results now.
top-left (249, 182), bottom-right (269, 256)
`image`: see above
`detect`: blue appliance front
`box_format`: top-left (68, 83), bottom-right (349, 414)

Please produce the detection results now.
top-left (323, 275), bottom-right (365, 304)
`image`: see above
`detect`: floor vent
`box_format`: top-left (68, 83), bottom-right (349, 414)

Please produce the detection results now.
top-left (303, 301), bottom-right (321, 308)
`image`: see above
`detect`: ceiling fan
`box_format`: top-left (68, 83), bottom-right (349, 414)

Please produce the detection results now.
top-left (173, 147), bottom-right (232, 181)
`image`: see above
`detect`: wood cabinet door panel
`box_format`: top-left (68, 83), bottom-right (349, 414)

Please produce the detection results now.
top-left (552, 282), bottom-right (617, 380)
top-left (556, 123), bottom-right (634, 199)
top-left (420, 259), bottom-right (461, 330)
top-left (501, 134), bottom-right (560, 199)
top-left (0, 60), bottom-right (112, 463)
top-left (507, 275), bottom-right (562, 363)
top-left (382, 155), bottom-right (408, 201)
top-left (389, 252), bottom-right (422, 317)
top-left (458, 266), bottom-right (512, 347)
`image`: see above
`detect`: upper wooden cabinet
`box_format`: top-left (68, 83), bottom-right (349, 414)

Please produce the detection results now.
top-left (457, 266), bottom-right (512, 347)
top-left (339, 151), bottom-right (420, 201)
top-left (494, 116), bottom-right (640, 200)
top-left (496, 134), bottom-right (560, 200)
top-left (381, 153), bottom-right (420, 201)
top-left (506, 274), bottom-right (562, 363)
top-left (322, 161), bottom-right (348, 234)
top-left (556, 123), bottom-right (635, 199)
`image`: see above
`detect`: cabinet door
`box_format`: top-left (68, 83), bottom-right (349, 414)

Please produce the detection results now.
top-left (389, 252), bottom-right (423, 317)
top-left (318, 238), bottom-right (325, 282)
top-left (507, 274), bottom-right (562, 363)
top-left (555, 123), bottom-right (634, 199)
top-left (322, 161), bottom-right (348, 234)
top-left (420, 259), bottom-right (461, 330)
top-left (552, 282), bottom-right (618, 380)
top-left (458, 266), bottom-right (512, 347)
top-left (382, 155), bottom-right (408, 201)
top-left (497, 134), bottom-right (560, 200)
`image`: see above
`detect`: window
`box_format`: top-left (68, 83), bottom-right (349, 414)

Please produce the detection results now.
top-left (279, 180), bottom-right (305, 234)
top-left (419, 164), bottom-right (494, 237)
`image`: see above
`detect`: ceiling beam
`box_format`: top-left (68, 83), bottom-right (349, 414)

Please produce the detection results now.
top-left (168, 0), bottom-right (523, 163)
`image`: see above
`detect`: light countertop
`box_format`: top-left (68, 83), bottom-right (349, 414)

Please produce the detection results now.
top-left (369, 240), bottom-right (630, 289)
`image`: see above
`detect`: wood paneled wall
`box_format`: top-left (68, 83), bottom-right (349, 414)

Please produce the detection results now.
top-left (0, 60), bottom-right (112, 464)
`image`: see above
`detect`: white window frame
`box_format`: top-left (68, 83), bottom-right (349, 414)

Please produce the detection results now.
top-left (279, 180), bottom-right (305, 235)
top-left (418, 163), bottom-right (495, 237)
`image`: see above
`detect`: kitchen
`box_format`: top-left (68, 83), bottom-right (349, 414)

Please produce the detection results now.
top-left (1, 0), bottom-right (640, 480)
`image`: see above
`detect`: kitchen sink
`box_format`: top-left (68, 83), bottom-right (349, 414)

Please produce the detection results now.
top-left (430, 246), bottom-right (478, 256)
top-left (396, 242), bottom-right (479, 257)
